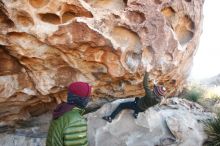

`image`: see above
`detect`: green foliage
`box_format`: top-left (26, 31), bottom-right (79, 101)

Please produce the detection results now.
top-left (183, 86), bottom-right (204, 102)
top-left (204, 114), bottom-right (220, 146)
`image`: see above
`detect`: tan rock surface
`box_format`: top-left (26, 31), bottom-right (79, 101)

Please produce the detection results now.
top-left (0, 0), bottom-right (204, 124)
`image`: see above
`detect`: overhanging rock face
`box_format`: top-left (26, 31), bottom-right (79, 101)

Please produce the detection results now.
top-left (0, 0), bottom-right (204, 124)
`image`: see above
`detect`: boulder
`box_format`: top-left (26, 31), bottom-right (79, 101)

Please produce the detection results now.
top-left (0, 0), bottom-right (204, 123)
top-left (0, 97), bottom-right (214, 146)
top-left (86, 97), bottom-right (214, 146)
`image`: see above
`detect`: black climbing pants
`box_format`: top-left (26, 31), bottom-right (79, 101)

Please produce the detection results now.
top-left (109, 101), bottom-right (143, 119)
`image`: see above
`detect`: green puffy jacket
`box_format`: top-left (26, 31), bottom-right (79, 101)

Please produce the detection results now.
top-left (46, 107), bottom-right (88, 146)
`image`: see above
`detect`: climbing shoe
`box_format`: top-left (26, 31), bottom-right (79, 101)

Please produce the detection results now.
top-left (102, 116), bottom-right (112, 123)
top-left (133, 113), bottom-right (138, 119)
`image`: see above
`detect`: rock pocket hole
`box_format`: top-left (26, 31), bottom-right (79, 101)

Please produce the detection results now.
top-left (39, 13), bottom-right (60, 24)
top-left (176, 28), bottom-right (194, 46)
top-left (87, 0), bottom-right (125, 10)
top-left (175, 15), bottom-right (195, 46)
top-left (61, 4), bottom-right (93, 23)
top-left (111, 26), bottom-right (142, 52)
top-left (62, 11), bottom-right (76, 23)
top-left (16, 11), bottom-right (34, 26)
top-left (126, 11), bottom-right (145, 24)
top-left (29, 0), bottom-right (49, 8)
top-left (161, 6), bottom-right (175, 18)
top-left (0, 46), bottom-right (22, 75)
top-left (0, 9), bottom-right (14, 28)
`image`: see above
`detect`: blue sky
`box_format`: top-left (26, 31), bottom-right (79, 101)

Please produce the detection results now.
top-left (190, 0), bottom-right (220, 80)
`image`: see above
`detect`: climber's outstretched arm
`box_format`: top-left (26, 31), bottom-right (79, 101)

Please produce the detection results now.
top-left (143, 72), bottom-right (152, 96)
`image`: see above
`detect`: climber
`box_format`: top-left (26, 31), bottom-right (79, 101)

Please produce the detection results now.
top-left (46, 82), bottom-right (92, 146)
top-left (102, 72), bottom-right (166, 123)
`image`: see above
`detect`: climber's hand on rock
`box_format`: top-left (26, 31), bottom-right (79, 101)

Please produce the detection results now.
top-left (134, 97), bottom-right (139, 103)
top-left (133, 113), bottom-right (138, 119)
top-left (153, 79), bottom-right (158, 85)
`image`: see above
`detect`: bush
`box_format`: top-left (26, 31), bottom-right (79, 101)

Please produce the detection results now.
top-left (183, 86), bottom-right (204, 102)
top-left (204, 114), bottom-right (220, 146)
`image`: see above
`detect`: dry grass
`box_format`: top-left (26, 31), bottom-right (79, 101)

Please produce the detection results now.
top-left (203, 114), bottom-right (220, 146)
